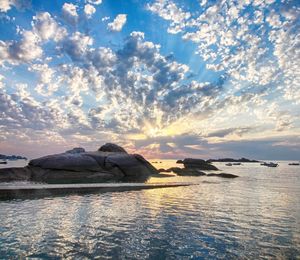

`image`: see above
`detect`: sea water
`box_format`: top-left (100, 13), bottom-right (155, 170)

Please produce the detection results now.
top-left (0, 160), bottom-right (299, 259)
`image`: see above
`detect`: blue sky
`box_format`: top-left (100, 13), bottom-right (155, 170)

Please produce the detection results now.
top-left (0, 0), bottom-right (299, 159)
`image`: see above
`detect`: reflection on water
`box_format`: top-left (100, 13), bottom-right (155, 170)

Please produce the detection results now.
top-left (0, 160), bottom-right (28, 169)
top-left (0, 160), bottom-right (300, 258)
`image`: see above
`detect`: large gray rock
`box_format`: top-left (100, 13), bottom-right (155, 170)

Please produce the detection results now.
top-left (0, 144), bottom-right (158, 184)
top-left (29, 153), bottom-right (103, 172)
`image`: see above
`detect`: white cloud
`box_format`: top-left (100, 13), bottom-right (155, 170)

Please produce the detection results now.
top-left (147, 0), bottom-right (190, 34)
top-left (84, 4), bottom-right (96, 18)
top-left (107, 14), bottom-right (127, 32)
top-left (101, 16), bottom-right (110, 22)
top-left (62, 3), bottom-right (78, 25)
top-left (0, 30), bottom-right (42, 65)
top-left (0, 0), bottom-right (31, 12)
top-left (32, 12), bottom-right (67, 42)
top-left (86, 0), bottom-right (102, 5)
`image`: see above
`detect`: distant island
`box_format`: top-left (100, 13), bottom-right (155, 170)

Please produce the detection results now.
top-left (176, 157), bottom-right (260, 164)
top-left (0, 154), bottom-right (27, 161)
top-left (206, 158), bottom-right (260, 163)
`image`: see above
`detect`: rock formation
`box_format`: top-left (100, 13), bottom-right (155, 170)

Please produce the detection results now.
top-left (0, 143), bottom-right (158, 184)
top-left (182, 158), bottom-right (219, 170)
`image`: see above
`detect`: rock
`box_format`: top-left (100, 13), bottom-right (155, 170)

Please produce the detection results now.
top-left (29, 153), bottom-right (103, 172)
top-left (98, 143), bottom-right (127, 153)
top-left (0, 143), bottom-right (158, 184)
top-left (158, 168), bottom-right (172, 173)
top-left (0, 167), bottom-right (32, 182)
top-left (30, 167), bottom-right (118, 184)
top-left (176, 160), bottom-right (184, 164)
top-left (183, 158), bottom-right (218, 170)
top-left (167, 167), bottom-right (206, 176)
top-left (207, 173), bottom-right (239, 178)
top-left (66, 147), bottom-right (85, 154)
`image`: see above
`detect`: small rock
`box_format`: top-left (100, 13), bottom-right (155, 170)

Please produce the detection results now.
top-left (167, 167), bottom-right (206, 176)
top-left (207, 173), bottom-right (238, 178)
top-left (158, 168), bottom-right (172, 173)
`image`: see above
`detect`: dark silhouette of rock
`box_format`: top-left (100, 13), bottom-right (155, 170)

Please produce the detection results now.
top-left (183, 158), bottom-right (218, 170)
top-left (176, 160), bottom-right (184, 164)
top-left (207, 173), bottom-right (239, 178)
top-left (167, 167), bottom-right (206, 176)
top-left (0, 144), bottom-right (158, 184)
top-left (98, 143), bottom-right (127, 153)
top-left (158, 168), bottom-right (172, 173)
top-left (66, 147), bottom-right (85, 154)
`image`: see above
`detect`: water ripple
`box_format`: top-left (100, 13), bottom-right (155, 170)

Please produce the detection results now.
top-left (0, 161), bottom-right (300, 259)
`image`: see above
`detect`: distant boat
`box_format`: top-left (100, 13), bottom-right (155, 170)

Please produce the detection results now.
top-left (0, 161), bottom-right (7, 164)
top-left (226, 163), bottom-right (233, 166)
top-left (232, 162), bottom-right (242, 165)
top-left (288, 163), bottom-right (300, 166)
top-left (261, 162), bottom-right (278, 167)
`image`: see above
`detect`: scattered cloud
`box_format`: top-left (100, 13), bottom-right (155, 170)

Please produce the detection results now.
top-left (0, 0), bottom-right (31, 13)
top-left (108, 14), bottom-right (127, 32)
top-left (0, 0), bottom-right (299, 159)
top-left (84, 4), bottom-right (96, 18)
top-left (62, 3), bottom-right (78, 25)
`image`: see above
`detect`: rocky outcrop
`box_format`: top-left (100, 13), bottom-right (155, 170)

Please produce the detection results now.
top-left (159, 167), bottom-right (206, 176)
top-left (66, 147), bottom-right (85, 154)
top-left (207, 173), bottom-right (239, 178)
top-left (183, 158), bottom-right (218, 170)
top-left (0, 143), bottom-right (158, 184)
top-left (98, 143), bottom-right (127, 153)
top-left (172, 168), bottom-right (206, 176)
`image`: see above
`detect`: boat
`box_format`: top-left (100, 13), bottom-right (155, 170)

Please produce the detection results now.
top-left (261, 162), bottom-right (278, 167)
top-left (0, 161), bottom-right (7, 164)
top-left (225, 163), bottom-right (233, 166)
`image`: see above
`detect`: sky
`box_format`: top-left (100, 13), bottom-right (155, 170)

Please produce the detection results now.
top-left (0, 0), bottom-right (299, 160)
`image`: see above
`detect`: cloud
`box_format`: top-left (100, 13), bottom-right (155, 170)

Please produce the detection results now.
top-left (61, 32), bottom-right (93, 61)
top-left (0, 0), bottom-right (31, 12)
top-left (0, 30), bottom-right (42, 65)
top-left (84, 4), bottom-right (96, 18)
top-left (62, 3), bottom-right (78, 25)
top-left (206, 127), bottom-right (254, 138)
top-left (0, 12), bottom-right (66, 66)
top-left (147, 0), bottom-right (190, 34)
top-left (86, 0), bottom-right (102, 5)
top-left (107, 14), bottom-right (127, 32)
top-left (0, 1), bottom-right (299, 159)
top-left (32, 12), bottom-right (67, 42)
top-left (148, 0), bottom-right (300, 104)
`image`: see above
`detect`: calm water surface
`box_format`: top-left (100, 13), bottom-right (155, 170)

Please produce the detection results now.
top-left (0, 160), bottom-right (300, 259)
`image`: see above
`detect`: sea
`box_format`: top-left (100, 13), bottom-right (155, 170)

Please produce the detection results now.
top-left (0, 160), bottom-right (299, 259)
